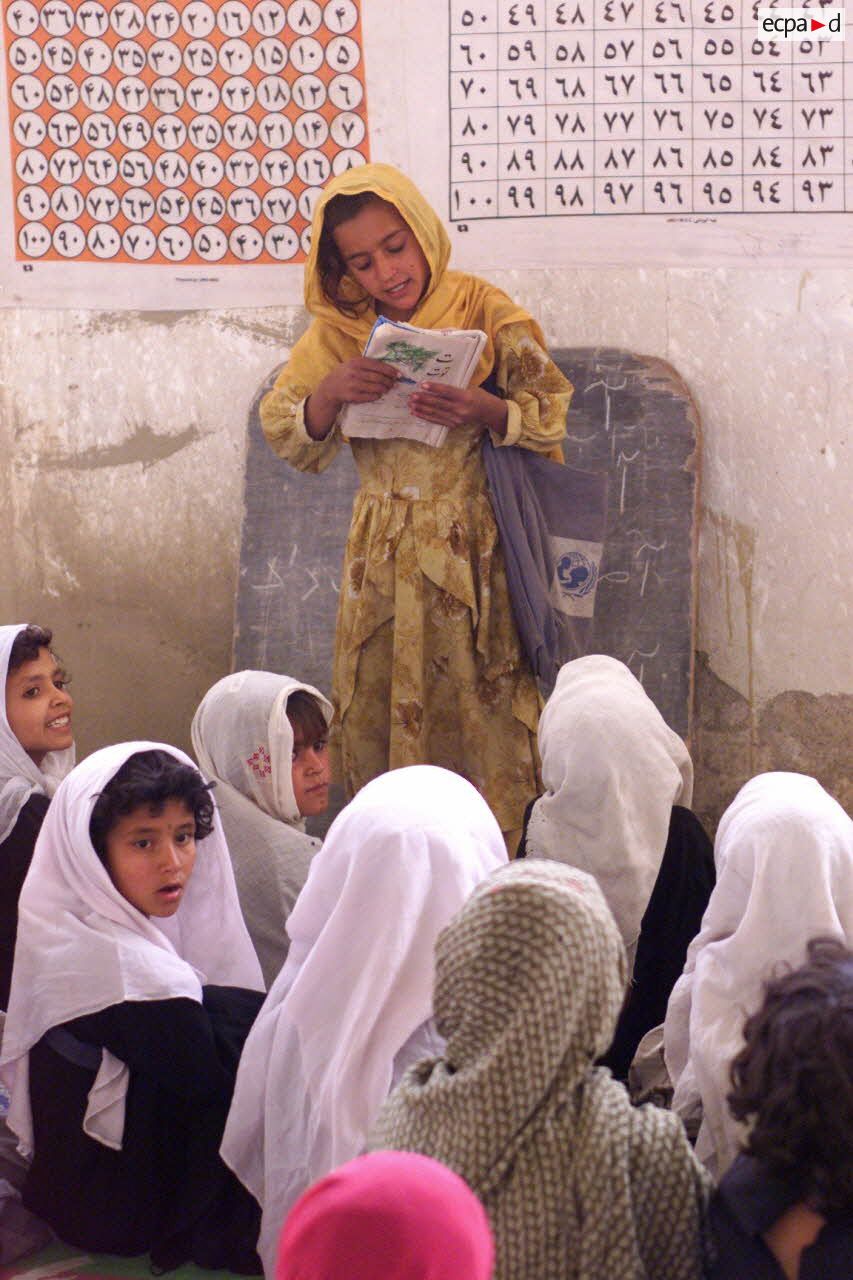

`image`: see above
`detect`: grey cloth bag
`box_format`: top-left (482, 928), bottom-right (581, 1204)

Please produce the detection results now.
top-left (483, 437), bottom-right (608, 694)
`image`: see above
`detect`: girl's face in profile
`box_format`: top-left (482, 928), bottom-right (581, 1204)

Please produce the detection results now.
top-left (103, 798), bottom-right (197, 918)
top-left (5, 646), bottom-right (73, 766)
top-left (332, 199), bottom-right (430, 322)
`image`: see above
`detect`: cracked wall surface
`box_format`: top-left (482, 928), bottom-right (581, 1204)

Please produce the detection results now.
top-left (692, 652), bottom-right (852, 836)
top-left (1, 270), bottom-right (850, 831)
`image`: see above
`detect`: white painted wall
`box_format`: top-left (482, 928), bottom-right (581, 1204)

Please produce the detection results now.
top-left (2, 267), bottom-right (851, 812)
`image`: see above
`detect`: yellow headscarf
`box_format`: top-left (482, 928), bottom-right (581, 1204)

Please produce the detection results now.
top-left (287, 163), bottom-right (545, 392)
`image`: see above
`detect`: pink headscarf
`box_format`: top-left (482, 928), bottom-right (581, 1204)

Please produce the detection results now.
top-left (276, 1152), bottom-right (494, 1280)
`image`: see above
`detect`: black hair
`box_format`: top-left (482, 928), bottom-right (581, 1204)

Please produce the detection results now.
top-left (727, 936), bottom-right (853, 1213)
top-left (89, 749), bottom-right (215, 862)
top-left (7, 625), bottom-right (55, 674)
top-left (287, 691), bottom-right (328, 745)
top-left (315, 190), bottom-right (386, 318)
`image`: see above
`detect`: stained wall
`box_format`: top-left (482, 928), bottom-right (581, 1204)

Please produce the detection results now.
top-left (2, 265), bottom-right (850, 831)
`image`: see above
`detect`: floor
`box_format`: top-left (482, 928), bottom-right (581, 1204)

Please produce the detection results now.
top-left (0, 1242), bottom-right (242, 1280)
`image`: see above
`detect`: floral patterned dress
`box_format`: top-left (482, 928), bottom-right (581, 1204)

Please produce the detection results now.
top-left (261, 320), bottom-right (571, 837)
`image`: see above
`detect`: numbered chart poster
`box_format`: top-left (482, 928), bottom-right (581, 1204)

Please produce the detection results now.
top-left (0, 0), bottom-right (369, 304)
top-left (441, 0), bottom-right (853, 263)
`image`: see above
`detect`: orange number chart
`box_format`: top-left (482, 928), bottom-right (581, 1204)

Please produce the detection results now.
top-left (2, 2), bottom-right (850, 307)
top-left (1, 0), bottom-right (369, 297)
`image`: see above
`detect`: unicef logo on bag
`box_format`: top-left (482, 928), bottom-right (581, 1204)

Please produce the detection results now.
top-left (555, 550), bottom-right (598, 600)
top-left (548, 536), bottom-right (603, 619)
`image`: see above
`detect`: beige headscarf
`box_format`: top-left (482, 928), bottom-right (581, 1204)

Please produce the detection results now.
top-left (372, 860), bottom-right (710, 1280)
top-left (525, 656), bottom-right (693, 955)
top-left (190, 671), bottom-right (333, 985)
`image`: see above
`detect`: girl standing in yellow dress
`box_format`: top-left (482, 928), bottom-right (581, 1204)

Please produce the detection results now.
top-left (260, 164), bottom-right (571, 847)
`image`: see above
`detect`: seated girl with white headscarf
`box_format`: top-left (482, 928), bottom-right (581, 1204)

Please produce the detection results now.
top-left (371, 860), bottom-right (711, 1280)
top-left (0, 622), bottom-right (74, 1263)
top-left (191, 670), bottom-right (333, 986)
top-left (520, 654), bottom-right (715, 1079)
top-left (0, 744), bottom-right (266, 1272)
top-left (664, 771), bottom-right (853, 1180)
top-left (220, 765), bottom-right (508, 1278)
top-left (1, 623), bottom-right (75, 1010)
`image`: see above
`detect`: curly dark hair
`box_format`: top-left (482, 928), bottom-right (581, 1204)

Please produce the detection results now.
top-left (315, 190), bottom-right (385, 318)
top-left (89, 749), bottom-right (215, 862)
top-left (727, 936), bottom-right (853, 1213)
top-left (8, 624), bottom-right (54, 673)
top-left (286, 690), bottom-right (328, 744)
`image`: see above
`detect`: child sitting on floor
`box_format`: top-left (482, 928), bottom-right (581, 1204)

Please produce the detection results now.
top-left (665, 771), bottom-right (853, 1178)
top-left (371, 860), bottom-right (711, 1280)
top-left (709, 937), bottom-right (853, 1279)
top-left (221, 765), bottom-right (508, 1278)
top-left (0, 743), bottom-right (265, 1272)
top-left (192, 670), bottom-right (333, 985)
top-left (1, 623), bottom-right (74, 1011)
top-left (276, 1152), bottom-right (494, 1280)
top-left (520, 655), bottom-right (714, 1080)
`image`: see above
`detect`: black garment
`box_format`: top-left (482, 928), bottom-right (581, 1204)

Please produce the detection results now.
top-left (709, 1154), bottom-right (853, 1279)
top-left (23, 986), bottom-right (265, 1273)
top-left (519, 801), bottom-right (715, 1080)
top-left (0, 792), bottom-right (49, 1009)
top-left (602, 805), bottom-right (714, 1078)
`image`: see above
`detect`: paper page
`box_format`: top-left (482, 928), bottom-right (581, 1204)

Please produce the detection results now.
top-left (340, 318), bottom-right (486, 447)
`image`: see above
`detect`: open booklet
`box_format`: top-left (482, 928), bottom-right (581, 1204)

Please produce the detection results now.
top-left (339, 315), bottom-right (487, 448)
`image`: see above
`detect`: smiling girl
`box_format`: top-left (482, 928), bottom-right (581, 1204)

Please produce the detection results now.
top-left (0, 743), bottom-right (266, 1270)
top-left (260, 164), bottom-right (572, 848)
top-left (1, 624), bottom-right (74, 1009)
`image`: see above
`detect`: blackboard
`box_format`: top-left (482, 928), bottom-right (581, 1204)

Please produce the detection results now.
top-left (233, 347), bottom-right (699, 757)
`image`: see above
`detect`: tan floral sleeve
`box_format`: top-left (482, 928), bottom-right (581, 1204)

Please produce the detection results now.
top-left (491, 321), bottom-right (573, 454)
top-left (259, 369), bottom-right (343, 475)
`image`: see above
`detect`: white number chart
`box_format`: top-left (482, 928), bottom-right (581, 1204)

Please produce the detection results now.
top-left (1, 0), bottom-right (369, 305)
top-left (449, 0), bottom-right (853, 222)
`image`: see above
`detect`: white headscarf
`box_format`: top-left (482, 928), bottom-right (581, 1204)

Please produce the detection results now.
top-left (525, 656), bottom-right (693, 952)
top-left (0, 742), bottom-right (264, 1159)
top-left (0, 624), bottom-right (75, 843)
top-left (190, 671), bottom-right (334, 986)
top-left (191, 670), bottom-right (333, 828)
top-left (664, 771), bottom-right (853, 1178)
top-left (221, 765), bottom-right (508, 1277)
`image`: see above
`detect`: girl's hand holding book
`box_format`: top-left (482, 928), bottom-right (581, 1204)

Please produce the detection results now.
top-left (306, 358), bottom-right (399, 438)
top-left (407, 383), bottom-right (508, 439)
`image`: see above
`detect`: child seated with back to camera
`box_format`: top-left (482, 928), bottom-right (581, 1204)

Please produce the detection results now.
top-left (709, 937), bottom-right (853, 1280)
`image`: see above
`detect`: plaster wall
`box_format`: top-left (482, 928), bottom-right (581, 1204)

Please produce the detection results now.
top-left (2, 266), bottom-right (851, 832)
